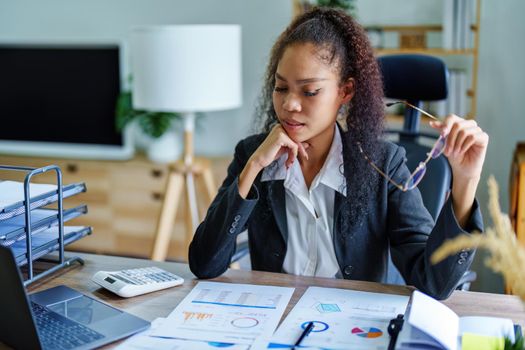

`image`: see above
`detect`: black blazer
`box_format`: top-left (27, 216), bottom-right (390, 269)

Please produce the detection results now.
top-left (189, 132), bottom-right (483, 300)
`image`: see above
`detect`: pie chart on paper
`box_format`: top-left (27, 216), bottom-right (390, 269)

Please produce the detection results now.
top-left (351, 326), bottom-right (383, 338)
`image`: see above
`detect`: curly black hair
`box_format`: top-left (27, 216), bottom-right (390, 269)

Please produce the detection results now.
top-left (255, 6), bottom-right (386, 229)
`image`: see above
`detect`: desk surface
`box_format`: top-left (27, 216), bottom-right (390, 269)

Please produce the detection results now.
top-left (21, 252), bottom-right (525, 348)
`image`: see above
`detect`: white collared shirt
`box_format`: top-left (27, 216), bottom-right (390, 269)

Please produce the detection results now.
top-left (261, 126), bottom-right (346, 278)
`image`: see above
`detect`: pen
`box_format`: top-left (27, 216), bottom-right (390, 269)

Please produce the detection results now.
top-left (293, 321), bottom-right (314, 349)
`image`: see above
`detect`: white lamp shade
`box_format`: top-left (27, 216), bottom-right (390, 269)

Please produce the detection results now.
top-left (131, 25), bottom-right (242, 113)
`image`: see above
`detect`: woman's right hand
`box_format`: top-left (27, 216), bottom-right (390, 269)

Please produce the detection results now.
top-left (251, 124), bottom-right (309, 170)
top-left (238, 124), bottom-right (308, 198)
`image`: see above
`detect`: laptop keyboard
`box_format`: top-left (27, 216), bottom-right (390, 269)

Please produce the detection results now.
top-left (32, 302), bottom-right (104, 350)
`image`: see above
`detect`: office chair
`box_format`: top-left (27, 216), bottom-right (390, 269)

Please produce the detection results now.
top-left (378, 54), bottom-right (476, 291)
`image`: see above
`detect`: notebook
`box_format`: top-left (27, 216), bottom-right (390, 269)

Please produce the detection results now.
top-left (394, 291), bottom-right (516, 350)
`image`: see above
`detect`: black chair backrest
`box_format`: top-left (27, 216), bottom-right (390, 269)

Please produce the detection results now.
top-left (378, 54), bottom-right (452, 218)
top-left (378, 54), bottom-right (449, 134)
top-left (378, 55), bottom-right (453, 286)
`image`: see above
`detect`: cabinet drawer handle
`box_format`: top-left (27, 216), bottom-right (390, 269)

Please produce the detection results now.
top-left (151, 169), bottom-right (163, 178)
top-left (66, 163), bottom-right (78, 173)
top-left (152, 192), bottom-right (163, 201)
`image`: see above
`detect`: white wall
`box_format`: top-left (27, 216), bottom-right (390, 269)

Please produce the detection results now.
top-left (470, 0), bottom-right (525, 292)
top-left (1, 0), bottom-right (524, 293)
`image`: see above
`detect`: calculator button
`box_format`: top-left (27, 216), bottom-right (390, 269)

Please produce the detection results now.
top-left (110, 274), bottom-right (138, 285)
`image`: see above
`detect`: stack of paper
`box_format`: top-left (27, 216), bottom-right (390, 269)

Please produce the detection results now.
top-left (1, 206), bottom-right (87, 246)
top-left (0, 181), bottom-right (86, 220)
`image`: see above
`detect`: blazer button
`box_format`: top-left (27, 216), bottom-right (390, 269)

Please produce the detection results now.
top-left (228, 227), bottom-right (236, 234)
top-left (234, 215), bottom-right (241, 222)
top-left (232, 221), bottom-right (238, 228)
top-left (459, 252), bottom-right (469, 259)
top-left (343, 265), bottom-right (354, 276)
top-left (458, 258), bottom-right (466, 265)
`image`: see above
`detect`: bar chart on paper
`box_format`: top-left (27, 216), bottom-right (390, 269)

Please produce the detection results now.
top-left (269, 287), bottom-right (409, 350)
top-left (151, 282), bottom-right (294, 346)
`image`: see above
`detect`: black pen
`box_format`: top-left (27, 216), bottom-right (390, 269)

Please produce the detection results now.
top-left (293, 321), bottom-right (314, 349)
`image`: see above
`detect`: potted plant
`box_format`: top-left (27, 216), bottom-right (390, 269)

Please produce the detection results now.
top-left (293, 0), bottom-right (357, 16)
top-left (115, 90), bottom-right (182, 163)
top-left (316, 0), bottom-right (356, 12)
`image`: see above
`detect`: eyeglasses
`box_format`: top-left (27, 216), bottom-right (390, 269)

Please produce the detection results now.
top-left (359, 100), bottom-right (446, 192)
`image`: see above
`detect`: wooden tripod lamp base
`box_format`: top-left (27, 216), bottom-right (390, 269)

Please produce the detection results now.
top-left (150, 113), bottom-right (217, 262)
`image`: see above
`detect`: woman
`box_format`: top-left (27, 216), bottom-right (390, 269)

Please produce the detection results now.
top-left (189, 7), bottom-right (488, 299)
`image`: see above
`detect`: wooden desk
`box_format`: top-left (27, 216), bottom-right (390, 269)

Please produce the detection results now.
top-left (17, 253), bottom-right (525, 348)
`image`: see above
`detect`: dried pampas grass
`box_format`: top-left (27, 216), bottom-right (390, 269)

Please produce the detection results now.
top-left (431, 175), bottom-right (525, 301)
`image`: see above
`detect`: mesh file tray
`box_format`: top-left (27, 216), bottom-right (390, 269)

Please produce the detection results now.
top-left (0, 164), bottom-right (89, 285)
top-left (0, 206), bottom-right (88, 246)
top-left (0, 181), bottom-right (86, 221)
top-left (11, 226), bottom-right (92, 266)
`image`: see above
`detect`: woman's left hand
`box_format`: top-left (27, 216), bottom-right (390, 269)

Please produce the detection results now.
top-left (430, 115), bottom-right (489, 228)
top-left (430, 115), bottom-right (489, 181)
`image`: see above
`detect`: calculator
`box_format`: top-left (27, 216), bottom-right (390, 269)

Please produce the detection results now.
top-left (92, 267), bottom-right (184, 298)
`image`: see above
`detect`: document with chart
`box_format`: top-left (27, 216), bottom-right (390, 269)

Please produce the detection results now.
top-left (116, 318), bottom-right (250, 350)
top-left (151, 281), bottom-right (294, 345)
top-left (269, 287), bottom-right (410, 350)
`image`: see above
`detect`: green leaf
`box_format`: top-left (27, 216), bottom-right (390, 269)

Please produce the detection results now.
top-left (316, 0), bottom-right (356, 14)
top-left (505, 334), bottom-right (525, 350)
top-left (114, 90), bottom-right (180, 137)
top-left (138, 113), bottom-right (179, 138)
top-left (115, 91), bottom-right (135, 131)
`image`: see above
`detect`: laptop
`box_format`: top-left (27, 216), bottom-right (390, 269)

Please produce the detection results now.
top-left (0, 245), bottom-right (150, 349)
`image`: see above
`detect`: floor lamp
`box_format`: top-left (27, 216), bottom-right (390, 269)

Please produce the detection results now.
top-left (131, 25), bottom-right (242, 261)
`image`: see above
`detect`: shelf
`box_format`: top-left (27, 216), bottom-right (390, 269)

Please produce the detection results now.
top-left (386, 114), bottom-right (434, 124)
top-left (366, 24), bottom-right (478, 33)
top-left (375, 48), bottom-right (475, 56)
top-left (365, 24), bottom-right (442, 32)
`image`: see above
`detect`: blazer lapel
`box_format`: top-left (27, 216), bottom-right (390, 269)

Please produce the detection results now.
top-left (265, 180), bottom-right (288, 243)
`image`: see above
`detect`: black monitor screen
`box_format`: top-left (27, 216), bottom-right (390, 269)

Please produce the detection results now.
top-left (0, 45), bottom-right (122, 146)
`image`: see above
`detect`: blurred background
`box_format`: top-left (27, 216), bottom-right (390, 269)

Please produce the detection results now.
top-left (0, 0), bottom-right (524, 294)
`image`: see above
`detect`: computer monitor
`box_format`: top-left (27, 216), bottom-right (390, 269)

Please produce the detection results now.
top-left (0, 44), bottom-right (133, 160)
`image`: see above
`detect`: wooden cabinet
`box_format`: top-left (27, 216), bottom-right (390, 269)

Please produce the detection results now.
top-left (0, 154), bottom-right (231, 262)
